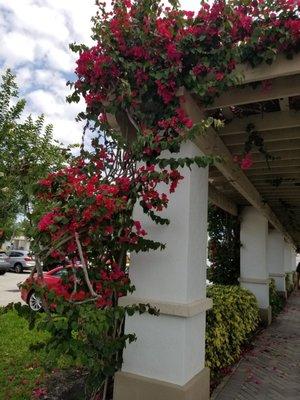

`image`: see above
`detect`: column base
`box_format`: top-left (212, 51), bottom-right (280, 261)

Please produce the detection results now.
top-left (259, 306), bottom-right (272, 326)
top-left (113, 368), bottom-right (210, 400)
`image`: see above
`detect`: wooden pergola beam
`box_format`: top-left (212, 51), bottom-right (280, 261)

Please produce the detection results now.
top-left (251, 149), bottom-right (300, 162)
top-left (236, 53), bottom-right (300, 84)
top-left (227, 139), bottom-right (300, 154)
top-left (179, 87), bottom-right (295, 246)
top-left (211, 172), bottom-right (300, 183)
top-left (203, 74), bottom-right (300, 110)
top-left (256, 185), bottom-right (300, 190)
top-left (257, 189), bottom-right (300, 194)
top-left (245, 166), bottom-right (300, 176)
top-left (208, 184), bottom-right (238, 216)
top-left (260, 187), bottom-right (300, 193)
top-left (219, 111), bottom-right (300, 136)
top-left (251, 159), bottom-right (300, 169)
top-left (222, 127), bottom-right (300, 146)
top-left (210, 167), bottom-right (300, 178)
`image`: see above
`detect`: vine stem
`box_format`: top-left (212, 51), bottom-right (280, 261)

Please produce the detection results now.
top-left (69, 262), bottom-right (78, 300)
top-left (75, 232), bottom-right (98, 297)
top-left (102, 377), bottom-right (109, 400)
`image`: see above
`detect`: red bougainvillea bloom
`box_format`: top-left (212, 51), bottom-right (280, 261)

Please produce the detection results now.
top-left (38, 211), bottom-right (57, 232)
top-left (240, 153), bottom-right (253, 170)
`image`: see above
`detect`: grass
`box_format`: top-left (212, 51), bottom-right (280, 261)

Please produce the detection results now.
top-left (0, 308), bottom-right (50, 400)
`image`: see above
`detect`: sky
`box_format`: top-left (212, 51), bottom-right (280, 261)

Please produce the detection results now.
top-left (0, 0), bottom-right (199, 145)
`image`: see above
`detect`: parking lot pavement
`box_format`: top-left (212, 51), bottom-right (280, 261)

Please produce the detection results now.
top-left (0, 271), bottom-right (29, 306)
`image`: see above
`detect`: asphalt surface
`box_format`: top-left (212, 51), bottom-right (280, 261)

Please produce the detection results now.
top-left (0, 271), bottom-right (29, 306)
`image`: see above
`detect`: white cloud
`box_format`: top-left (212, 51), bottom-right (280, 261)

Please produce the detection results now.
top-left (28, 90), bottom-right (64, 116)
top-left (35, 39), bottom-right (75, 73)
top-left (1, 0), bottom-right (70, 43)
top-left (0, 32), bottom-right (36, 66)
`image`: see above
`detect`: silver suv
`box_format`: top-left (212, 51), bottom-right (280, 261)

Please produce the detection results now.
top-left (7, 250), bottom-right (35, 273)
top-left (0, 252), bottom-right (10, 275)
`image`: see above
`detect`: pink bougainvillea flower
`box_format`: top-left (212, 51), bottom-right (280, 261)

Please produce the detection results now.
top-left (32, 387), bottom-right (47, 399)
top-left (240, 153), bottom-right (253, 170)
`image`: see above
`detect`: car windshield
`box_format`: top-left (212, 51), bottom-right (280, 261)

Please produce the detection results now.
top-left (52, 269), bottom-right (68, 277)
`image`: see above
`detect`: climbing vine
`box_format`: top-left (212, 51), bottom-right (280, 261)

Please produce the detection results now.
top-left (18, 1), bottom-right (300, 398)
top-left (234, 123), bottom-right (275, 170)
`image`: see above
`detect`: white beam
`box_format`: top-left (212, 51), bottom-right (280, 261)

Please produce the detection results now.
top-left (211, 172), bottom-right (300, 183)
top-left (251, 159), bottom-right (300, 169)
top-left (246, 166), bottom-right (300, 176)
top-left (219, 111), bottom-right (300, 136)
top-left (236, 53), bottom-right (300, 84)
top-left (251, 149), bottom-right (300, 162)
top-left (208, 184), bottom-right (238, 216)
top-left (204, 74), bottom-right (300, 110)
top-left (222, 127), bottom-right (300, 146)
top-left (227, 139), bottom-right (300, 154)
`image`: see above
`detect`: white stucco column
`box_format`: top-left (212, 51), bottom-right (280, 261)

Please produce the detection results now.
top-left (114, 141), bottom-right (211, 400)
top-left (284, 242), bottom-right (294, 273)
top-left (240, 207), bottom-right (271, 325)
top-left (267, 230), bottom-right (286, 294)
top-left (291, 248), bottom-right (297, 271)
top-left (284, 242), bottom-right (297, 292)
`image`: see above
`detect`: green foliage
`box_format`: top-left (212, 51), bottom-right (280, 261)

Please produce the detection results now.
top-left (0, 69), bottom-right (72, 242)
top-left (269, 279), bottom-right (285, 318)
top-left (14, 298), bottom-right (158, 397)
top-left (206, 285), bottom-right (259, 373)
top-left (285, 272), bottom-right (294, 294)
top-left (207, 205), bottom-right (241, 285)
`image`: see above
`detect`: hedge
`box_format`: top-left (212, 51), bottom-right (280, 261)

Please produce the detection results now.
top-left (285, 272), bottom-right (294, 294)
top-left (206, 285), bottom-right (259, 373)
top-left (269, 278), bottom-right (285, 317)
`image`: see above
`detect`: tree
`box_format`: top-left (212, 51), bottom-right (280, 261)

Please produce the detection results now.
top-left (0, 70), bottom-right (71, 243)
top-left (207, 205), bottom-right (241, 285)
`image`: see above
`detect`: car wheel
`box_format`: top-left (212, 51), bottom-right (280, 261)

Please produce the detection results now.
top-left (14, 263), bottom-right (23, 273)
top-left (0, 270), bottom-right (5, 275)
top-left (28, 291), bottom-right (43, 312)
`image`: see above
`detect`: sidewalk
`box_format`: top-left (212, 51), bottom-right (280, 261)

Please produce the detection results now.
top-left (212, 290), bottom-right (300, 400)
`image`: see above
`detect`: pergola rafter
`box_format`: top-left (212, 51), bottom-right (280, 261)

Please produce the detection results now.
top-left (235, 53), bottom-right (300, 84)
top-left (219, 110), bottom-right (300, 135)
top-left (204, 75), bottom-right (300, 110)
top-left (222, 127), bottom-right (300, 146)
top-left (208, 184), bottom-right (238, 216)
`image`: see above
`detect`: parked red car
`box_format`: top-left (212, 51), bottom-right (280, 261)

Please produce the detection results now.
top-left (20, 266), bottom-right (85, 311)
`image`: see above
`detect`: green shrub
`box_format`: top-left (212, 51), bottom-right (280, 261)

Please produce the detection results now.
top-left (269, 278), bottom-right (285, 317)
top-left (285, 273), bottom-right (294, 294)
top-left (206, 285), bottom-right (259, 373)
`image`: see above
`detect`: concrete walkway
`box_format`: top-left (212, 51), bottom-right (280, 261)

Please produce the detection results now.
top-left (213, 290), bottom-right (300, 400)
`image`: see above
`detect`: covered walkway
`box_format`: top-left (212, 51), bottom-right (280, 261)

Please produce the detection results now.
top-left (112, 52), bottom-right (299, 400)
top-left (213, 290), bottom-right (300, 400)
